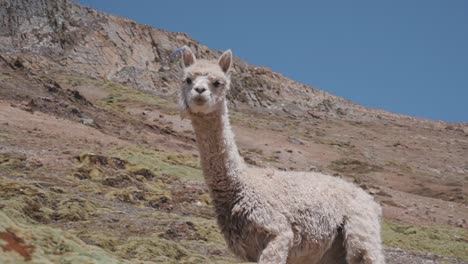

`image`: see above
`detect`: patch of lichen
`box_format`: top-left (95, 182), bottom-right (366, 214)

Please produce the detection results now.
top-left (382, 220), bottom-right (468, 261)
top-left (0, 211), bottom-right (126, 264)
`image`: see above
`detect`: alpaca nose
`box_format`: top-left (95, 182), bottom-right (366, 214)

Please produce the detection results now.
top-left (194, 87), bottom-right (206, 94)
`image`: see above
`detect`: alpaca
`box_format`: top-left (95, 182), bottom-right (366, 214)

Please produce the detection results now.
top-left (178, 46), bottom-right (385, 264)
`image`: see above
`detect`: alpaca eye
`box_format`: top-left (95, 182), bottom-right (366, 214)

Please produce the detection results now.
top-left (185, 78), bottom-right (193, 85)
top-left (213, 81), bottom-right (221, 88)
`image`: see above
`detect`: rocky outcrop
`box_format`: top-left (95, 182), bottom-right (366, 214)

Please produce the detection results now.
top-left (0, 0), bottom-right (402, 121)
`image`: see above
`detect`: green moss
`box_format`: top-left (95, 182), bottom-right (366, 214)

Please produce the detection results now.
top-left (98, 81), bottom-right (172, 110)
top-left (0, 175), bottom-right (104, 226)
top-left (69, 210), bottom-right (243, 263)
top-left (54, 198), bottom-right (98, 222)
top-left (116, 236), bottom-right (190, 263)
top-left (104, 187), bottom-right (144, 204)
top-left (382, 220), bottom-right (468, 261)
top-left (112, 147), bottom-right (203, 182)
top-left (62, 75), bottom-right (98, 87)
top-left (0, 211), bottom-right (126, 264)
top-left (163, 153), bottom-right (200, 169)
top-left (62, 74), bottom-right (179, 116)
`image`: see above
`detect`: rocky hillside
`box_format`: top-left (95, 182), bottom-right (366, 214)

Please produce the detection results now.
top-left (0, 0), bottom-right (467, 263)
top-left (0, 0), bottom-right (414, 120)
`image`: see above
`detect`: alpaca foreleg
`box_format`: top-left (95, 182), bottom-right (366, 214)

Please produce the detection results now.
top-left (258, 230), bottom-right (293, 264)
top-left (343, 213), bottom-right (385, 264)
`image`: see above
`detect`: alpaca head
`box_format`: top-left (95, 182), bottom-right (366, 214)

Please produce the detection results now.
top-left (179, 46), bottom-right (232, 118)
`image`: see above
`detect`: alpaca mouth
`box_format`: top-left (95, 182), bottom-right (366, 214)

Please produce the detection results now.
top-left (193, 96), bottom-right (208, 105)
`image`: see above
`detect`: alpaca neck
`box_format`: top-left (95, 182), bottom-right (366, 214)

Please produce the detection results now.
top-left (190, 100), bottom-right (246, 193)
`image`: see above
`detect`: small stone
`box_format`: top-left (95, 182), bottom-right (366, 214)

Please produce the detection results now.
top-left (288, 136), bottom-right (304, 145)
top-left (455, 219), bottom-right (466, 228)
top-left (81, 118), bottom-right (94, 126)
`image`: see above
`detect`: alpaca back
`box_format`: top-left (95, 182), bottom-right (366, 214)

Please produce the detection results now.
top-left (238, 168), bottom-right (355, 240)
top-left (211, 167), bottom-right (377, 262)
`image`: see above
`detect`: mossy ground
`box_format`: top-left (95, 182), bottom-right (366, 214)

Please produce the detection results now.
top-left (110, 146), bottom-right (203, 182)
top-left (100, 81), bottom-right (169, 109)
top-left (382, 220), bottom-right (468, 261)
top-left (2, 71), bottom-right (466, 263)
top-left (0, 211), bottom-right (125, 264)
top-left (0, 151), bottom-right (238, 263)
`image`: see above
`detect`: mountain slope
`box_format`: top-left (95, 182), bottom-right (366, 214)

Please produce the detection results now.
top-left (0, 0), bottom-right (467, 263)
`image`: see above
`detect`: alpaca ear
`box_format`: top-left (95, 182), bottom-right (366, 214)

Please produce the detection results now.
top-left (182, 46), bottom-right (196, 68)
top-left (218, 49), bottom-right (232, 73)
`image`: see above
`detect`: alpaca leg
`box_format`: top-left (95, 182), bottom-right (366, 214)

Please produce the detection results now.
top-left (258, 230), bottom-right (293, 264)
top-left (343, 211), bottom-right (385, 264)
top-left (343, 215), bottom-right (385, 264)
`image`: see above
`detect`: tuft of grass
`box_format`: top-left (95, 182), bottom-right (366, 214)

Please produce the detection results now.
top-left (0, 177), bottom-right (102, 225)
top-left (0, 73), bottom-right (12, 81)
top-left (163, 153), bottom-right (200, 170)
top-left (328, 158), bottom-right (382, 174)
top-left (382, 220), bottom-right (468, 261)
top-left (116, 235), bottom-right (191, 263)
top-left (385, 160), bottom-right (414, 173)
top-left (98, 81), bottom-right (173, 111)
top-left (0, 153), bottom-right (28, 171)
top-left (111, 147), bottom-right (203, 182)
top-left (0, 132), bottom-right (11, 142)
top-left (319, 140), bottom-right (355, 149)
top-left (75, 211), bottom-right (239, 263)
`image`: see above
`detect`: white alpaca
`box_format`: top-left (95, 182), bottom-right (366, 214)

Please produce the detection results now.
top-left (179, 46), bottom-right (385, 264)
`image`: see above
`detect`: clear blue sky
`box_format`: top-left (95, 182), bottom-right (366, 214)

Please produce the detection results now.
top-left (77, 0), bottom-right (468, 123)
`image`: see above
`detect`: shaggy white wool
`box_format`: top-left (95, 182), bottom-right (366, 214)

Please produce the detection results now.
top-left (179, 46), bottom-right (385, 264)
